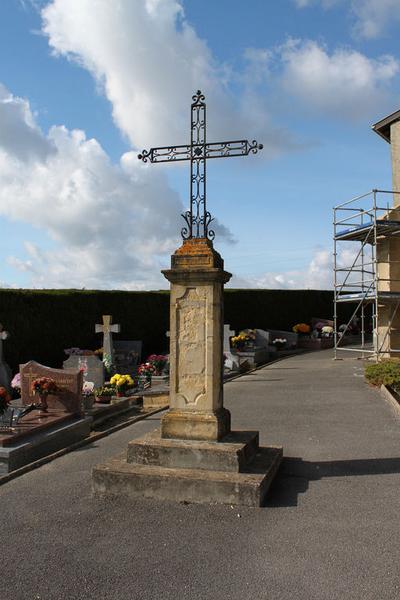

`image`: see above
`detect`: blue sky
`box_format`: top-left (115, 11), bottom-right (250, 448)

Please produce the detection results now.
top-left (0, 0), bottom-right (399, 289)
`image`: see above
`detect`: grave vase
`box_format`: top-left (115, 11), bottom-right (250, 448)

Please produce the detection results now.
top-left (38, 393), bottom-right (49, 412)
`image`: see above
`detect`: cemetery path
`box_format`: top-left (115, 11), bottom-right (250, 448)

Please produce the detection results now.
top-left (1, 349), bottom-right (400, 600)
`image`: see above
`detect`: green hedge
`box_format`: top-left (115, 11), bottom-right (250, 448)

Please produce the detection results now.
top-left (0, 288), bottom-right (351, 375)
top-left (365, 360), bottom-right (400, 387)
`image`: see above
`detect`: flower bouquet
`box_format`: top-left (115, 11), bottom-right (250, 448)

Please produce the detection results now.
top-left (231, 331), bottom-right (255, 351)
top-left (94, 385), bottom-right (115, 404)
top-left (147, 354), bottom-right (169, 375)
top-left (292, 323), bottom-right (311, 335)
top-left (0, 386), bottom-right (12, 428)
top-left (138, 362), bottom-right (157, 382)
top-left (11, 373), bottom-right (21, 398)
top-left (31, 377), bottom-right (57, 412)
top-left (0, 386), bottom-right (11, 415)
top-left (109, 373), bottom-right (135, 397)
top-left (321, 325), bottom-right (334, 337)
top-left (272, 338), bottom-right (287, 350)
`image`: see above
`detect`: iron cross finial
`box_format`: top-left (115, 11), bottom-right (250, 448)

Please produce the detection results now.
top-left (138, 91), bottom-right (262, 240)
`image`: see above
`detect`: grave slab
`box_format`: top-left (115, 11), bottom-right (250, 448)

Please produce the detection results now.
top-left (0, 415), bottom-right (92, 474)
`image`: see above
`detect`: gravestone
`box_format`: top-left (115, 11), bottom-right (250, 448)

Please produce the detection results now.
top-left (0, 323), bottom-right (12, 391)
top-left (255, 329), bottom-right (270, 348)
top-left (63, 354), bottom-right (104, 389)
top-left (266, 329), bottom-right (298, 348)
top-left (20, 361), bottom-right (83, 415)
top-left (95, 315), bottom-right (120, 366)
top-left (223, 324), bottom-right (239, 372)
top-left (114, 341), bottom-right (142, 375)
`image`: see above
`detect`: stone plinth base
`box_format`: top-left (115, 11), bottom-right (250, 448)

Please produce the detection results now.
top-left (92, 428), bottom-right (282, 507)
top-left (161, 408), bottom-right (231, 441)
top-left (127, 429), bottom-right (259, 472)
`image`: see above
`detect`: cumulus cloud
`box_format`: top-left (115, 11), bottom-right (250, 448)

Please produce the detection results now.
top-left (0, 83), bottom-right (55, 162)
top-left (294, 0), bottom-right (400, 39)
top-left (279, 39), bottom-right (399, 119)
top-left (41, 0), bottom-right (295, 158)
top-left (351, 0), bottom-right (400, 39)
top-left (227, 245), bottom-right (368, 290)
top-left (0, 84), bottom-right (188, 289)
top-left (228, 248), bottom-right (334, 290)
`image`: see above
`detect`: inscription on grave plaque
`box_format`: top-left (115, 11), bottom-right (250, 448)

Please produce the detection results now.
top-left (20, 361), bottom-right (83, 415)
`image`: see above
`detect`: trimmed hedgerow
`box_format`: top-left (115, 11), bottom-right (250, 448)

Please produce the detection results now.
top-left (0, 288), bottom-right (354, 375)
top-left (365, 360), bottom-right (400, 387)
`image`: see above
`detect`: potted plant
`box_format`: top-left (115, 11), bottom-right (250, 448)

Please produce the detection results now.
top-left (82, 381), bottom-right (95, 410)
top-left (147, 354), bottom-right (169, 376)
top-left (109, 373), bottom-right (135, 397)
top-left (94, 385), bottom-right (115, 404)
top-left (138, 362), bottom-right (156, 381)
top-left (0, 386), bottom-right (13, 428)
top-left (292, 323), bottom-right (311, 336)
top-left (31, 377), bottom-right (57, 412)
top-left (11, 373), bottom-right (21, 399)
top-left (231, 331), bottom-right (255, 351)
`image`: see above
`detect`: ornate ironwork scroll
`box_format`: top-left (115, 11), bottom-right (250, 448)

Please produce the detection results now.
top-left (138, 90), bottom-right (263, 240)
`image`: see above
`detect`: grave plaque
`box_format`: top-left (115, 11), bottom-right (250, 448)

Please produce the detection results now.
top-left (20, 361), bottom-right (83, 415)
top-left (114, 341), bottom-right (142, 375)
top-left (63, 354), bottom-right (104, 389)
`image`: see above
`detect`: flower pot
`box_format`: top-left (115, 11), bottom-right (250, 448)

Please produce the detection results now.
top-left (95, 396), bottom-right (111, 404)
top-left (82, 395), bottom-right (95, 410)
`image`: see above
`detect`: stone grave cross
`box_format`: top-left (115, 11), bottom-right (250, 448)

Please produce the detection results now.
top-left (95, 315), bottom-right (120, 366)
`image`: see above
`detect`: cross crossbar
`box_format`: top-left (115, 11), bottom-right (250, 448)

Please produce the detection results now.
top-left (138, 90), bottom-right (262, 240)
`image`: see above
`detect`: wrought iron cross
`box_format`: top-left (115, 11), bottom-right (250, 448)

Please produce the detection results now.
top-left (138, 90), bottom-right (263, 240)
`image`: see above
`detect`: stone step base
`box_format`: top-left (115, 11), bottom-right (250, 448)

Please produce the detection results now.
top-left (127, 429), bottom-right (259, 472)
top-left (92, 446), bottom-right (282, 507)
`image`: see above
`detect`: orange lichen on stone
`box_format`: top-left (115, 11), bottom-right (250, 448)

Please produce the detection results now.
top-left (171, 238), bottom-right (224, 270)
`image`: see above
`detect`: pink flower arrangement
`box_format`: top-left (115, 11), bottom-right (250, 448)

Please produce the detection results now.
top-left (146, 354), bottom-right (168, 375)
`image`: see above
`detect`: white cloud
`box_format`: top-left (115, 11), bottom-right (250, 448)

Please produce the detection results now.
top-left (0, 83), bottom-right (55, 161)
top-left (351, 0), bottom-right (400, 39)
top-left (40, 0), bottom-right (294, 158)
top-left (227, 245), bottom-right (369, 290)
top-left (0, 84), bottom-right (188, 289)
top-left (279, 39), bottom-right (399, 119)
top-left (293, 0), bottom-right (400, 39)
top-left (227, 248), bottom-right (334, 290)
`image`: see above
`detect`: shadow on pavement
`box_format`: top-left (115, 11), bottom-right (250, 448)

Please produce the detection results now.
top-left (265, 456), bottom-right (400, 507)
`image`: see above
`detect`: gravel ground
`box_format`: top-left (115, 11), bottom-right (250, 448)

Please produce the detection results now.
top-left (1, 350), bottom-right (399, 600)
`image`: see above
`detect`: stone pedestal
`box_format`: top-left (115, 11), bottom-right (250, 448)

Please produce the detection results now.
top-left (161, 238), bottom-right (231, 440)
top-left (92, 239), bottom-right (282, 506)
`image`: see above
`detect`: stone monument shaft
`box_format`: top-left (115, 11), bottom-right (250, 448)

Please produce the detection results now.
top-left (162, 238), bottom-right (231, 440)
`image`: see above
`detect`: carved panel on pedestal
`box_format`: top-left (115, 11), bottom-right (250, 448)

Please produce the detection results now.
top-left (175, 288), bottom-right (207, 406)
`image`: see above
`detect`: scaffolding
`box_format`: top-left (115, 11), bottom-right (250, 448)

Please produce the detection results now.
top-left (333, 189), bottom-right (400, 359)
